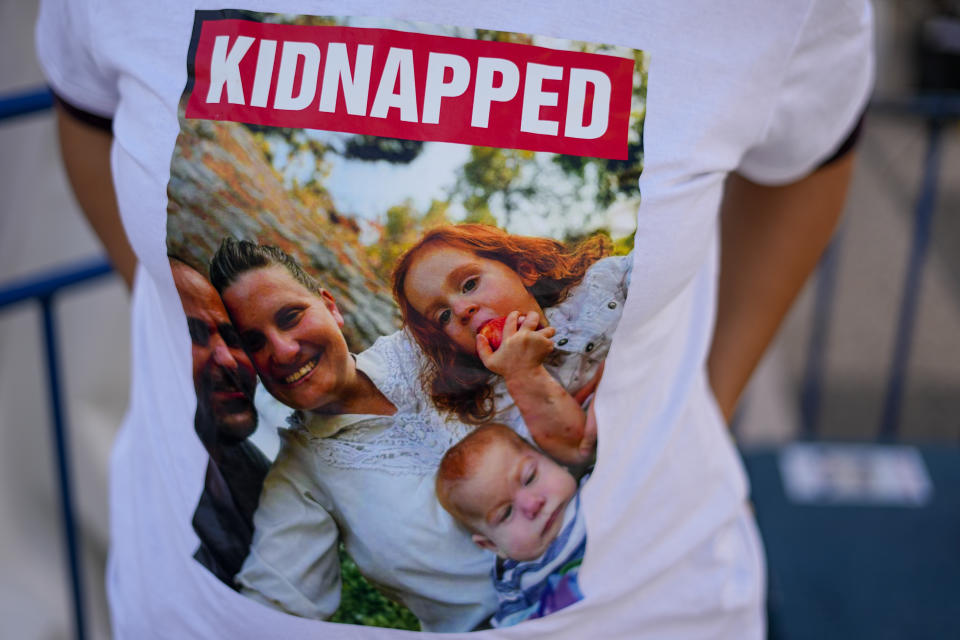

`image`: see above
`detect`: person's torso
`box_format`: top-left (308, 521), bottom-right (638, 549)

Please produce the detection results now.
top-left (60, 1), bottom-right (849, 636)
top-left (281, 412), bottom-right (498, 631)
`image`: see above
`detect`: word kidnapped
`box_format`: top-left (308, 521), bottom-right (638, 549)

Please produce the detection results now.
top-left (187, 19), bottom-right (635, 159)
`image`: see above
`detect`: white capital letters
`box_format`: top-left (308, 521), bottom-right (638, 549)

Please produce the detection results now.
top-left (564, 68), bottom-right (612, 139)
top-left (249, 40), bottom-right (277, 108)
top-left (520, 63), bottom-right (563, 136)
top-left (471, 57), bottom-right (520, 128)
top-left (422, 53), bottom-right (470, 125)
top-left (273, 41), bottom-right (321, 110)
top-left (318, 43), bottom-right (373, 115)
top-left (206, 35), bottom-right (255, 104)
top-left (370, 48), bottom-right (418, 122)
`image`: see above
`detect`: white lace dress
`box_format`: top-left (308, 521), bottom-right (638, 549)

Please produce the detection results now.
top-left (235, 331), bottom-right (499, 632)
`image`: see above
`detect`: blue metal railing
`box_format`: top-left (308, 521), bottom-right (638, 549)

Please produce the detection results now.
top-left (798, 96), bottom-right (959, 439)
top-left (0, 87), bottom-right (53, 120)
top-left (0, 258), bottom-right (114, 640)
top-left (878, 119), bottom-right (945, 440)
top-left (0, 86), bottom-right (114, 640)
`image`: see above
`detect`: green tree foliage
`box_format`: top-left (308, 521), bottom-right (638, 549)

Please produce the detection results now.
top-left (368, 199), bottom-right (452, 279)
top-left (564, 228), bottom-right (634, 257)
top-left (473, 29), bottom-right (533, 45)
top-left (462, 197), bottom-right (498, 227)
top-left (551, 141), bottom-right (643, 209)
top-left (278, 14), bottom-right (338, 27)
top-left (342, 136), bottom-right (425, 164)
top-left (455, 146), bottom-right (537, 227)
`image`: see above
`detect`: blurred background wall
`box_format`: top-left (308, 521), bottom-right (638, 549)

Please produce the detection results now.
top-left (736, 1), bottom-right (960, 444)
top-left (0, 1), bottom-right (957, 638)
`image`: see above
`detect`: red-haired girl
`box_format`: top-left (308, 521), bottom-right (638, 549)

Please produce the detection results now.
top-left (393, 224), bottom-right (632, 465)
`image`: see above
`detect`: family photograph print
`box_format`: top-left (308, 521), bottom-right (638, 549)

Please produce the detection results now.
top-left (165, 10), bottom-right (647, 632)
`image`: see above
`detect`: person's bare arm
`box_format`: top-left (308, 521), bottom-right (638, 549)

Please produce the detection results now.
top-left (503, 366), bottom-right (592, 466)
top-left (55, 103), bottom-right (136, 289)
top-left (707, 153), bottom-right (856, 421)
top-left (479, 311), bottom-right (593, 465)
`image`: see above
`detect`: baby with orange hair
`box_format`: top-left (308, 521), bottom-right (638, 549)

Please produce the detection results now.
top-left (436, 422), bottom-right (593, 627)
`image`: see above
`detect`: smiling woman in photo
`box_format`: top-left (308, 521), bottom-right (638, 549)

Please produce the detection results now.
top-left (209, 238), bottom-right (506, 632)
top-left (214, 242), bottom-right (391, 417)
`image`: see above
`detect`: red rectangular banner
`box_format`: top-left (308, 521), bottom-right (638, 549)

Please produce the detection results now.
top-left (185, 19), bottom-right (636, 160)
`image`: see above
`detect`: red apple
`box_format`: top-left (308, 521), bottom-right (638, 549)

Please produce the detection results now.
top-left (478, 317), bottom-right (507, 351)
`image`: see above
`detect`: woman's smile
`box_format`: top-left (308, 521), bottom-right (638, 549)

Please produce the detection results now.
top-left (222, 265), bottom-right (352, 412)
top-left (279, 353), bottom-right (320, 386)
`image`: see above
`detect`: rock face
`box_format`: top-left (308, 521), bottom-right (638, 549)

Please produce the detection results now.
top-left (166, 116), bottom-right (400, 351)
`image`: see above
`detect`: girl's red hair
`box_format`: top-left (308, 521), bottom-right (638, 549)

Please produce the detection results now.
top-left (392, 224), bottom-right (610, 423)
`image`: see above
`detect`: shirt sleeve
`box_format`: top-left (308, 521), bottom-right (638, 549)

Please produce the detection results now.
top-left (736, 0), bottom-right (874, 185)
top-left (235, 431), bottom-right (342, 619)
top-left (35, 0), bottom-right (120, 118)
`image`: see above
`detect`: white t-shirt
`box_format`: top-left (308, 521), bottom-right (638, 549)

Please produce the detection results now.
top-left (35, 1), bottom-right (873, 638)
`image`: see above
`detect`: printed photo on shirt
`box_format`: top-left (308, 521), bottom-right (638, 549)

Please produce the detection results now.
top-left (164, 10), bottom-right (646, 632)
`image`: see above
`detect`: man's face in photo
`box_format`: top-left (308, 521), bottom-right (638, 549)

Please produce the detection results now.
top-left (171, 260), bottom-right (258, 443)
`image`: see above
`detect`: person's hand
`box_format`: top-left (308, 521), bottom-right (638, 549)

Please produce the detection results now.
top-left (572, 361), bottom-right (605, 406)
top-left (580, 399), bottom-right (598, 459)
top-left (477, 311), bottom-right (555, 378)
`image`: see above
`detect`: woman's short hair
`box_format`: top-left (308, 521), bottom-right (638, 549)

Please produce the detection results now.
top-left (209, 237), bottom-right (320, 294)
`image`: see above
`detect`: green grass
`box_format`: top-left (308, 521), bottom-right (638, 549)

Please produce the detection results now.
top-left (330, 546), bottom-right (421, 631)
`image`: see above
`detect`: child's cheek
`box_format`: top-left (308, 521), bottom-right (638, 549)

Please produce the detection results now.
top-left (466, 336), bottom-right (480, 355)
top-left (449, 327), bottom-right (477, 355)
